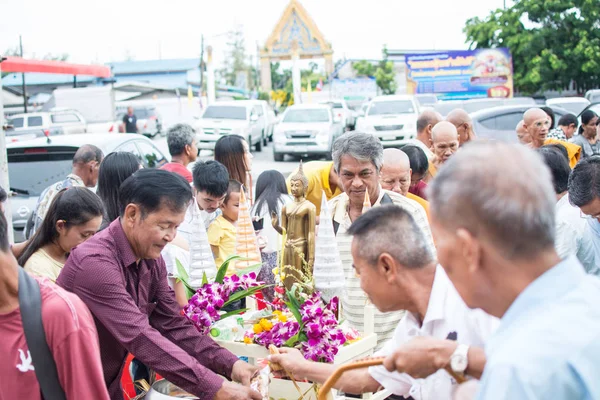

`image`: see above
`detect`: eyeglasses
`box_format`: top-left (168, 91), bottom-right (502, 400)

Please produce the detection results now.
top-left (580, 210), bottom-right (600, 220)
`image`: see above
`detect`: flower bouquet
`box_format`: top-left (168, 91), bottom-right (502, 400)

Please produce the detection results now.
top-left (177, 255), bottom-right (266, 334)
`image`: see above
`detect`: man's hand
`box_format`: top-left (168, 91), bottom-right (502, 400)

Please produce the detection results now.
top-left (268, 347), bottom-right (309, 377)
top-left (382, 337), bottom-right (456, 379)
top-left (214, 381), bottom-right (262, 400)
top-left (231, 360), bottom-right (259, 386)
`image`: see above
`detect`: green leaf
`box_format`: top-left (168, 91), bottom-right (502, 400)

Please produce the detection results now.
top-left (222, 285), bottom-right (268, 308)
top-left (216, 255), bottom-right (243, 284)
top-left (201, 271), bottom-right (208, 286)
top-left (176, 259), bottom-right (190, 285)
top-left (284, 333), bottom-right (300, 347)
top-left (220, 308), bottom-right (248, 320)
top-left (235, 263), bottom-right (262, 276)
top-left (284, 289), bottom-right (304, 331)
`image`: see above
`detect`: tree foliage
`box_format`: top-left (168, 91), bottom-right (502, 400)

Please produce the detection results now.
top-left (220, 28), bottom-right (250, 88)
top-left (352, 46), bottom-right (397, 95)
top-left (464, 0), bottom-right (600, 94)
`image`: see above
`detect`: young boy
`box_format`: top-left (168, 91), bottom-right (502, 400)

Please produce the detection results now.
top-left (208, 180), bottom-right (242, 274)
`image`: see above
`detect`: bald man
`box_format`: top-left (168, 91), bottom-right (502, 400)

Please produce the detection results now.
top-left (426, 121), bottom-right (459, 181)
top-left (515, 120), bottom-right (532, 145)
top-left (381, 148), bottom-right (430, 218)
top-left (405, 110), bottom-right (442, 159)
top-left (446, 108), bottom-right (476, 145)
top-left (523, 108), bottom-right (581, 167)
top-left (385, 141), bottom-right (600, 399)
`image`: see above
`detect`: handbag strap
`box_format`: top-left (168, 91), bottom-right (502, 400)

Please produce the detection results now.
top-left (18, 268), bottom-right (67, 400)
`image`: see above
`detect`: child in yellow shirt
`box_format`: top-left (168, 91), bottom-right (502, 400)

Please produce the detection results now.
top-left (207, 180), bottom-right (241, 275)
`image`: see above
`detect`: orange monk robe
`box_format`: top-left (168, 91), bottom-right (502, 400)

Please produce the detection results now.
top-left (544, 138), bottom-right (581, 168)
top-left (406, 192), bottom-right (430, 221)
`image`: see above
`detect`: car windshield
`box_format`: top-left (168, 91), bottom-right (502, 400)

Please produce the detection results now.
top-left (368, 100), bottom-right (415, 116)
top-left (416, 95), bottom-right (437, 105)
top-left (283, 109), bottom-right (330, 123)
top-left (323, 102), bottom-right (344, 109)
top-left (202, 106), bottom-right (247, 120)
top-left (550, 101), bottom-right (589, 115)
top-left (8, 150), bottom-right (77, 196)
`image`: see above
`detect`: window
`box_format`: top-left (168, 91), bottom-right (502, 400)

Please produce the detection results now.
top-left (51, 113), bottom-right (81, 123)
top-left (479, 112), bottom-right (523, 130)
top-left (283, 109), bottom-right (331, 123)
top-left (27, 116), bottom-right (43, 127)
top-left (10, 117), bottom-right (24, 128)
top-left (135, 141), bottom-right (166, 169)
top-left (8, 150), bottom-right (76, 196)
top-left (202, 106), bottom-right (247, 120)
top-left (114, 142), bottom-right (143, 165)
top-left (368, 101), bottom-right (415, 116)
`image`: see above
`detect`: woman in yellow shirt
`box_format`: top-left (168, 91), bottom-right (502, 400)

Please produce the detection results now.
top-left (20, 187), bottom-right (104, 282)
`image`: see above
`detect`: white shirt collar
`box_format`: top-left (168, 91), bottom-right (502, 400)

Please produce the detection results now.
top-left (405, 266), bottom-right (450, 328)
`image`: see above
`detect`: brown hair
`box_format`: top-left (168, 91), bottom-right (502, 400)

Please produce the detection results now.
top-left (215, 135), bottom-right (249, 187)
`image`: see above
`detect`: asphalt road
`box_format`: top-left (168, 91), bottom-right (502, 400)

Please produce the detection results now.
top-left (151, 135), bottom-right (325, 181)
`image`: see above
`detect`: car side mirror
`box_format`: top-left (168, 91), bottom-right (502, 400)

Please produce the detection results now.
top-left (250, 114), bottom-right (259, 123)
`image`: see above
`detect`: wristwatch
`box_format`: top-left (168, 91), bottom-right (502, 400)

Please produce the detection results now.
top-left (449, 343), bottom-right (470, 377)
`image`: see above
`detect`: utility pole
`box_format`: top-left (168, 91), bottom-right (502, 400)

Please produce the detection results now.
top-left (19, 35), bottom-right (27, 113)
top-left (199, 34), bottom-right (204, 108)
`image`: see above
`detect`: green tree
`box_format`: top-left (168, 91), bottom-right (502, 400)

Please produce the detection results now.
top-left (376, 46), bottom-right (397, 95)
top-left (352, 60), bottom-right (376, 77)
top-left (464, 0), bottom-right (600, 94)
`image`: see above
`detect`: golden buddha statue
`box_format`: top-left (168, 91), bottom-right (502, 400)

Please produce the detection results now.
top-left (272, 161), bottom-right (317, 290)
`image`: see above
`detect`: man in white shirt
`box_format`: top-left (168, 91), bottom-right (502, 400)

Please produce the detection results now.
top-left (270, 205), bottom-right (498, 400)
top-left (537, 146), bottom-right (597, 274)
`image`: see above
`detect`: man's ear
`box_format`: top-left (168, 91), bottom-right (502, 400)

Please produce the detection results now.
top-left (123, 204), bottom-right (140, 226)
top-left (456, 228), bottom-right (481, 274)
top-left (378, 253), bottom-right (398, 284)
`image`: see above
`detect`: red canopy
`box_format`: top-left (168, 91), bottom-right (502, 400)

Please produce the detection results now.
top-left (0, 56), bottom-right (111, 78)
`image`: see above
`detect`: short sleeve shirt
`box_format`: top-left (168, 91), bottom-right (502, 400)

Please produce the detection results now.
top-left (207, 215), bottom-right (237, 274)
top-left (122, 113), bottom-right (138, 133)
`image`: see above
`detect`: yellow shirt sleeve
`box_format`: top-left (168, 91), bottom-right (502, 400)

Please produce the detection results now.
top-left (207, 220), bottom-right (223, 247)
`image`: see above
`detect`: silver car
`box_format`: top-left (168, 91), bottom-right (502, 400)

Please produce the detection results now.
top-left (7, 133), bottom-right (168, 242)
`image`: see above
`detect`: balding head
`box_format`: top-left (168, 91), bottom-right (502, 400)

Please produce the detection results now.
top-left (416, 110), bottom-right (442, 147)
top-left (431, 121), bottom-right (459, 163)
top-left (72, 144), bottom-right (104, 187)
top-left (446, 109), bottom-right (475, 145)
top-left (381, 148), bottom-right (412, 195)
top-left (428, 141), bottom-right (556, 312)
top-left (516, 120), bottom-right (532, 145)
top-left (523, 108), bottom-right (551, 148)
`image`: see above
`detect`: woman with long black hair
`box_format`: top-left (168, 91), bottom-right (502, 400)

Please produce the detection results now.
top-left (251, 170), bottom-right (291, 301)
top-left (21, 187), bottom-right (104, 281)
top-left (571, 110), bottom-right (599, 159)
top-left (96, 152), bottom-right (143, 230)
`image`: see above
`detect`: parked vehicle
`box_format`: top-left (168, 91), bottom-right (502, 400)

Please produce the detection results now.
top-left (7, 109), bottom-right (87, 141)
top-left (194, 101), bottom-right (265, 152)
top-left (272, 104), bottom-right (344, 162)
top-left (585, 90), bottom-right (600, 104)
top-left (243, 100), bottom-right (278, 146)
top-left (321, 99), bottom-right (355, 129)
top-left (415, 94), bottom-right (439, 108)
top-left (434, 97), bottom-right (536, 116)
top-left (114, 106), bottom-right (163, 138)
top-left (7, 133), bottom-right (168, 242)
top-left (46, 86), bottom-right (116, 130)
top-left (355, 95), bottom-right (420, 148)
top-left (469, 105), bottom-right (569, 143)
top-left (546, 97), bottom-right (590, 115)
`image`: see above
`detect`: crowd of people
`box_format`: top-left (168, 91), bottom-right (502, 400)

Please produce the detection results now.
top-left (1, 104), bottom-right (599, 400)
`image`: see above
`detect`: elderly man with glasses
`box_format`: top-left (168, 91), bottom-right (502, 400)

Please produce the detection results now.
top-left (523, 108), bottom-right (581, 167)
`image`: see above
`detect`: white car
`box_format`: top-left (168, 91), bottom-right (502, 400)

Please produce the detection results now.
top-left (194, 101), bottom-right (265, 152)
top-left (321, 99), bottom-right (354, 129)
top-left (244, 99), bottom-right (278, 146)
top-left (7, 109), bottom-right (87, 140)
top-left (356, 95), bottom-right (420, 147)
top-left (546, 97), bottom-right (590, 115)
top-left (272, 104), bottom-right (344, 162)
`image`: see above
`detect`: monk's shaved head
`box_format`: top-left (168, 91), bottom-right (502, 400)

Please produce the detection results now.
top-left (417, 110), bottom-right (443, 133)
top-left (431, 121), bottom-right (458, 143)
top-left (381, 148), bottom-right (412, 195)
top-left (383, 148), bottom-right (410, 169)
top-left (515, 120), bottom-right (532, 145)
top-left (428, 141), bottom-right (556, 260)
top-left (523, 108), bottom-right (551, 148)
top-left (446, 109), bottom-right (472, 126)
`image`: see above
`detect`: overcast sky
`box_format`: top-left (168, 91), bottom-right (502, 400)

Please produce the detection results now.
top-left (0, 0), bottom-right (508, 69)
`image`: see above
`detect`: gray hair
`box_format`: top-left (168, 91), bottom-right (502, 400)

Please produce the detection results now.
top-left (428, 141), bottom-right (556, 260)
top-left (166, 123), bottom-right (196, 156)
top-left (348, 205), bottom-right (434, 268)
top-left (332, 131), bottom-right (384, 174)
